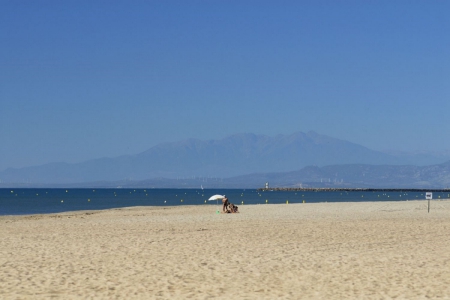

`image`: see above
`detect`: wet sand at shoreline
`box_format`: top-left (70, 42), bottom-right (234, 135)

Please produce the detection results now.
top-left (1, 200), bottom-right (450, 299)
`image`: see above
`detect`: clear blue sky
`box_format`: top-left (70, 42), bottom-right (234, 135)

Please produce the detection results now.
top-left (1, 1), bottom-right (449, 171)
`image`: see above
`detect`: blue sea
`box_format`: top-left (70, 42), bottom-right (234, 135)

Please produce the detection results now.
top-left (1, 188), bottom-right (448, 216)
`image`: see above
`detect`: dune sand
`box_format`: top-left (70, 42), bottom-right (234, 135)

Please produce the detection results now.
top-left (1, 200), bottom-right (450, 299)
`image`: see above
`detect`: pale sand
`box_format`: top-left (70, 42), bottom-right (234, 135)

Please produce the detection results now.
top-left (1, 200), bottom-right (450, 299)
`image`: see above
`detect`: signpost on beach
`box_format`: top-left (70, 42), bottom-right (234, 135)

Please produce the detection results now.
top-left (426, 192), bottom-right (432, 213)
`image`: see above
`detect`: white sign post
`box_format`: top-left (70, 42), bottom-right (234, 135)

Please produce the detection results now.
top-left (426, 192), bottom-right (432, 213)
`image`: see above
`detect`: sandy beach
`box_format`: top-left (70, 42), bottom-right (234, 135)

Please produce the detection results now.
top-left (1, 200), bottom-right (450, 299)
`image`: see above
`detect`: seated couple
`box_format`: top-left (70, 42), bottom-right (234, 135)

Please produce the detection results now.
top-left (222, 196), bottom-right (239, 213)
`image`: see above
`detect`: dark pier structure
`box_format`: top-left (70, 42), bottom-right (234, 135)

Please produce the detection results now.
top-left (257, 188), bottom-right (450, 192)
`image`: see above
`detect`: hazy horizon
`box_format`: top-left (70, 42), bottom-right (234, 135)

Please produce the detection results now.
top-left (2, 130), bottom-right (450, 172)
top-left (2, 1), bottom-right (449, 171)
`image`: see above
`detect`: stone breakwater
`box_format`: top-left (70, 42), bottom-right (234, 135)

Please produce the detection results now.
top-left (258, 188), bottom-right (450, 192)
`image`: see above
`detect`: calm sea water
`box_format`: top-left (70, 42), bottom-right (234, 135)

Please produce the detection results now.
top-left (1, 188), bottom-right (448, 216)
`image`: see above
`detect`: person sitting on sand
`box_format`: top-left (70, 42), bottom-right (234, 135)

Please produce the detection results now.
top-left (222, 196), bottom-right (239, 213)
top-left (228, 202), bottom-right (239, 213)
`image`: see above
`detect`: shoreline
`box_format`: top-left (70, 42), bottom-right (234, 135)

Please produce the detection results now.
top-left (0, 198), bottom-right (450, 220)
top-left (2, 198), bottom-right (450, 218)
top-left (2, 198), bottom-right (449, 218)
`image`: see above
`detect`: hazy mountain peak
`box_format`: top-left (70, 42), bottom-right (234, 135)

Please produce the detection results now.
top-left (2, 131), bottom-right (449, 185)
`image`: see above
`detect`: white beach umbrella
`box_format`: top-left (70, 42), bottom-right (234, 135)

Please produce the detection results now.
top-left (208, 194), bottom-right (225, 201)
top-left (208, 194), bottom-right (225, 212)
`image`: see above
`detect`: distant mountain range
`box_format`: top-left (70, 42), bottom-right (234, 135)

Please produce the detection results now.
top-left (225, 161), bottom-right (450, 189)
top-left (6, 161), bottom-right (450, 189)
top-left (1, 131), bottom-right (450, 187)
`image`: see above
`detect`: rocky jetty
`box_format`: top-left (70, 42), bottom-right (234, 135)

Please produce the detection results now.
top-left (257, 188), bottom-right (450, 192)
